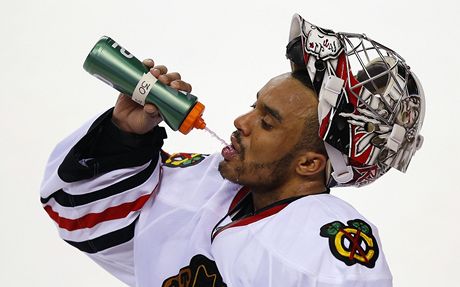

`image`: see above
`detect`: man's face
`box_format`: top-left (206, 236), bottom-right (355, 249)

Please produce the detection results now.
top-left (218, 73), bottom-right (318, 189)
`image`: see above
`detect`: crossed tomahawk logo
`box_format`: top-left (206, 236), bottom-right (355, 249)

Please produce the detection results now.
top-left (320, 219), bottom-right (379, 268)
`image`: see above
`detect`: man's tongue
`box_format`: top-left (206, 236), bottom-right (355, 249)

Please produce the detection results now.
top-left (221, 145), bottom-right (238, 160)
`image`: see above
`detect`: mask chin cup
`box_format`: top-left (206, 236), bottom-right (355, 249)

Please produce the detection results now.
top-left (324, 142), bottom-right (354, 184)
top-left (386, 124), bottom-right (406, 152)
top-left (332, 166), bottom-right (354, 184)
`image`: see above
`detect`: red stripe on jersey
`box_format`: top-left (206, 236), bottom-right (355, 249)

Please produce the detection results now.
top-left (228, 186), bottom-right (251, 212)
top-left (212, 203), bottom-right (289, 240)
top-left (44, 194), bottom-right (151, 231)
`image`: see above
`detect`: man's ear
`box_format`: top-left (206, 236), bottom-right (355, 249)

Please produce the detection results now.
top-left (295, 151), bottom-right (327, 176)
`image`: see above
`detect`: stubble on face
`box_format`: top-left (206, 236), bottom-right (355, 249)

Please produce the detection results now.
top-left (218, 131), bottom-right (296, 190)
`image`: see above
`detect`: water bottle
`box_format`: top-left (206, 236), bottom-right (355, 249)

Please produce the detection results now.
top-left (83, 36), bottom-right (206, 134)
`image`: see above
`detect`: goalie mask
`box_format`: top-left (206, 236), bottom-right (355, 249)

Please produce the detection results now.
top-left (286, 14), bottom-right (425, 188)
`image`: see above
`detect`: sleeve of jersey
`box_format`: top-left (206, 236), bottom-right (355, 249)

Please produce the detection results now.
top-left (39, 108), bottom-right (166, 286)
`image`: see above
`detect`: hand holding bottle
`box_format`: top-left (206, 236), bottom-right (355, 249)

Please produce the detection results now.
top-left (112, 59), bottom-right (193, 134)
top-left (84, 36), bottom-right (205, 135)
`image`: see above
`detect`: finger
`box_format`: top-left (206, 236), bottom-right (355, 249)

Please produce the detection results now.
top-left (142, 59), bottom-right (155, 68)
top-left (149, 66), bottom-right (168, 78)
top-left (158, 74), bottom-right (172, 85)
top-left (164, 72), bottom-right (181, 81)
top-left (171, 80), bottom-right (192, 93)
top-left (153, 65), bottom-right (168, 75)
top-left (157, 72), bottom-right (181, 85)
top-left (149, 68), bottom-right (161, 78)
top-left (143, 104), bottom-right (162, 125)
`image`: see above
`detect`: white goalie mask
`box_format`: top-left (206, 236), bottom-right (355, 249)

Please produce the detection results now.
top-left (286, 14), bottom-right (425, 187)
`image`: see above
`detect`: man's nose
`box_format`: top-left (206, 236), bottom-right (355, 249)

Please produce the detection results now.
top-left (234, 111), bottom-right (254, 137)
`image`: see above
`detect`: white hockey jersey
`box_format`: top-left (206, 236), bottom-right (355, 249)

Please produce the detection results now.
top-left (40, 110), bottom-right (392, 286)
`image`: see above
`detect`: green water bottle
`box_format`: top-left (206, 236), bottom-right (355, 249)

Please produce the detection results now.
top-left (83, 36), bottom-right (206, 134)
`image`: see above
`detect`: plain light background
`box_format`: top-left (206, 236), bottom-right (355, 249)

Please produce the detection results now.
top-left (1, 0), bottom-right (458, 286)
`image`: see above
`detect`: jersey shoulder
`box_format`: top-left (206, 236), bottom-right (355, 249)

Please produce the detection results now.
top-left (252, 194), bottom-right (392, 284)
top-left (155, 151), bottom-right (240, 212)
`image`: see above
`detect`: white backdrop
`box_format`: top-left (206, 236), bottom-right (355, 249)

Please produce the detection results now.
top-left (1, 0), bottom-right (459, 286)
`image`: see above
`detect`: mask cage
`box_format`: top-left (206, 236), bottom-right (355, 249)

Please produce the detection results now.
top-left (336, 32), bottom-right (412, 127)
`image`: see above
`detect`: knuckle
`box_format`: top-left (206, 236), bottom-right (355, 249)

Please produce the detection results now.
top-left (143, 59), bottom-right (154, 67)
top-left (159, 75), bottom-right (171, 84)
top-left (154, 65), bottom-right (168, 74)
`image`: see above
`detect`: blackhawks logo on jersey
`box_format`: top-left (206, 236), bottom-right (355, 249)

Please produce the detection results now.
top-left (320, 219), bottom-right (379, 268)
top-left (163, 153), bottom-right (207, 168)
top-left (162, 254), bottom-right (226, 287)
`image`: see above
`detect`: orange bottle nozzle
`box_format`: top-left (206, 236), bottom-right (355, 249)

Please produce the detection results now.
top-left (194, 117), bottom-right (206, 130)
top-left (179, 102), bottom-right (206, 134)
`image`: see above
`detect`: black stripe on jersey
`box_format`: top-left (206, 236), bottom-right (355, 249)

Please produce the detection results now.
top-left (64, 217), bottom-right (138, 254)
top-left (41, 157), bottom-right (157, 207)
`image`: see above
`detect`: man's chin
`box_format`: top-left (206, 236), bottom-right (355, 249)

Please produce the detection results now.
top-left (218, 160), bottom-right (239, 183)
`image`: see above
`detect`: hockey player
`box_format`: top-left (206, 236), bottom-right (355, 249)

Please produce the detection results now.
top-left (40, 14), bottom-right (425, 286)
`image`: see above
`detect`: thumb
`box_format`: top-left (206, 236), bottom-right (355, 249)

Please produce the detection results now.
top-left (144, 103), bottom-right (159, 116)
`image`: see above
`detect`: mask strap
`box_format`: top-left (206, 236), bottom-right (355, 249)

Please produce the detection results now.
top-left (318, 75), bottom-right (354, 184)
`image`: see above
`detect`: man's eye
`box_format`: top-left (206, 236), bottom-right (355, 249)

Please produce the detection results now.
top-left (261, 119), bottom-right (273, 130)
